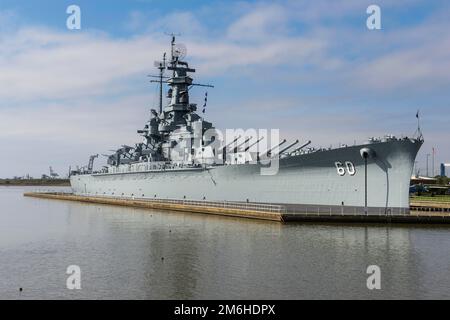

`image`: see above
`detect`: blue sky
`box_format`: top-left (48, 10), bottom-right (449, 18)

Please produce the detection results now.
top-left (0, 0), bottom-right (449, 177)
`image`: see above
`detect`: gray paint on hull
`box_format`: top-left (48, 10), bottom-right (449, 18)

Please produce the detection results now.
top-left (71, 139), bottom-right (422, 211)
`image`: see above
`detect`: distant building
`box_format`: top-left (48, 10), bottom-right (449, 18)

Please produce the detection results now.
top-left (410, 175), bottom-right (438, 185)
top-left (441, 163), bottom-right (450, 177)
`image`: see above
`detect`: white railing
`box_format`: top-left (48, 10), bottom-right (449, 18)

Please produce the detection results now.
top-left (287, 206), bottom-right (412, 217)
top-left (73, 193), bottom-right (286, 213)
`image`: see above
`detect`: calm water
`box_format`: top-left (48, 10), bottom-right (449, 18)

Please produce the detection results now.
top-left (0, 186), bottom-right (449, 300)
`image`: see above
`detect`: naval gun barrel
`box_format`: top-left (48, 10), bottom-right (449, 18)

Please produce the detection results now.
top-left (234, 137), bottom-right (252, 152)
top-left (224, 135), bottom-right (242, 150)
top-left (262, 139), bottom-right (287, 156)
top-left (289, 140), bottom-right (312, 155)
top-left (279, 140), bottom-right (300, 154)
top-left (245, 137), bottom-right (265, 152)
top-left (222, 135), bottom-right (241, 164)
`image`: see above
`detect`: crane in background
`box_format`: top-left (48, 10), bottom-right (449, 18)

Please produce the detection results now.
top-left (49, 166), bottom-right (59, 179)
top-left (87, 154), bottom-right (99, 174)
top-left (42, 166), bottom-right (59, 179)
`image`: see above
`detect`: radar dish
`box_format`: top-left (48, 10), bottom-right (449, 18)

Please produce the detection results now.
top-left (173, 43), bottom-right (187, 60)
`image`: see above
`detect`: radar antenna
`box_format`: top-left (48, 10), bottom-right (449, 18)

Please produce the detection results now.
top-left (173, 43), bottom-right (187, 61)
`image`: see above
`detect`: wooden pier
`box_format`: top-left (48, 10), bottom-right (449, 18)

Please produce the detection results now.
top-left (24, 192), bottom-right (450, 225)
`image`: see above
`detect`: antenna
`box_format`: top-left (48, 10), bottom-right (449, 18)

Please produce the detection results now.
top-left (164, 32), bottom-right (181, 62)
top-left (159, 53), bottom-right (166, 114)
top-left (151, 53), bottom-right (167, 115)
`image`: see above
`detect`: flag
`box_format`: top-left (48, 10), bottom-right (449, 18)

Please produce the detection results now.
top-left (416, 110), bottom-right (419, 119)
top-left (202, 92), bottom-right (208, 113)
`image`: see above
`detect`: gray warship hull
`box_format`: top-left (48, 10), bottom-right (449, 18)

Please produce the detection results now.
top-left (71, 138), bottom-right (422, 215)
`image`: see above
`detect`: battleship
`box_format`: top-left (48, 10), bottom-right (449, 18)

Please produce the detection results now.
top-left (70, 36), bottom-right (423, 215)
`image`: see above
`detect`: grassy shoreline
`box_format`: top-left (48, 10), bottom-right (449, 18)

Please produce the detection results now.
top-left (410, 195), bottom-right (450, 203)
top-left (0, 179), bottom-right (70, 186)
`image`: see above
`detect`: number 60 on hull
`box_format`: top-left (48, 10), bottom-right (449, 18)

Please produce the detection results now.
top-left (335, 161), bottom-right (356, 176)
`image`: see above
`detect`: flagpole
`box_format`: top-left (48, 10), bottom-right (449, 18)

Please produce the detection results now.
top-left (415, 109), bottom-right (423, 140)
top-left (417, 110), bottom-right (420, 131)
top-left (432, 147), bottom-right (435, 177)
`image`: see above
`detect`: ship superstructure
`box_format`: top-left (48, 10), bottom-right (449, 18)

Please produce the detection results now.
top-left (99, 37), bottom-right (216, 170)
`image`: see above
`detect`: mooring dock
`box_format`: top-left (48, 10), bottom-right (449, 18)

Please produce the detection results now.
top-left (24, 192), bottom-right (284, 222)
top-left (24, 192), bottom-right (450, 224)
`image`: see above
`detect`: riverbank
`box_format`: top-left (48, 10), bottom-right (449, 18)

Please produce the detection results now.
top-left (411, 195), bottom-right (450, 203)
top-left (0, 179), bottom-right (70, 186)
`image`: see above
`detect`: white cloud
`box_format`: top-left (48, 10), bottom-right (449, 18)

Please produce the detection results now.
top-left (148, 11), bottom-right (206, 37)
top-left (0, 94), bottom-right (154, 177)
top-left (346, 14), bottom-right (450, 91)
top-left (0, 28), bottom-right (166, 102)
top-left (0, 95), bottom-right (149, 143)
top-left (226, 4), bottom-right (289, 42)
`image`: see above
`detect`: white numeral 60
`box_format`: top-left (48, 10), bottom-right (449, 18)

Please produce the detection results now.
top-left (335, 161), bottom-right (356, 176)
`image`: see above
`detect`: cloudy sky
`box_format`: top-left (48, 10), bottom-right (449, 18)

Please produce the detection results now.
top-left (0, 0), bottom-right (449, 178)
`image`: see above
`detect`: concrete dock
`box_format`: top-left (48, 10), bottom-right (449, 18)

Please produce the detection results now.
top-left (23, 192), bottom-right (284, 222)
top-left (24, 192), bottom-right (450, 225)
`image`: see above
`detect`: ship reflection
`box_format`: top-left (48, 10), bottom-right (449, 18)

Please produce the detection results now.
top-left (63, 202), bottom-right (450, 299)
